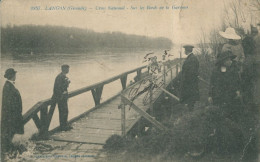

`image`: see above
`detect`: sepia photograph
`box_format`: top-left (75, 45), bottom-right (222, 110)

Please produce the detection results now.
top-left (0, 0), bottom-right (260, 161)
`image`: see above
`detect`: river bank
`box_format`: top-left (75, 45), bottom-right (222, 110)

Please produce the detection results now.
top-left (100, 79), bottom-right (259, 162)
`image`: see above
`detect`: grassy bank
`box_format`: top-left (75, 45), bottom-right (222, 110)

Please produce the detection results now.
top-left (100, 53), bottom-right (259, 162)
top-left (101, 102), bottom-right (258, 162)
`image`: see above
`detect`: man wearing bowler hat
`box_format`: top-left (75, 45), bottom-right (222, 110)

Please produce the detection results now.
top-left (179, 45), bottom-right (200, 109)
top-left (52, 64), bottom-right (72, 131)
top-left (1, 68), bottom-right (24, 157)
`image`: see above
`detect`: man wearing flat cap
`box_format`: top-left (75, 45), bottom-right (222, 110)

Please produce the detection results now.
top-left (52, 64), bottom-right (72, 131)
top-left (179, 45), bottom-right (200, 108)
top-left (1, 68), bottom-right (24, 156)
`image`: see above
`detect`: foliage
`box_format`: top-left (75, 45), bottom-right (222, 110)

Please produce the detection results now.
top-left (1, 25), bottom-right (172, 54)
top-left (103, 104), bottom-right (254, 161)
top-left (103, 135), bottom-right (128, 153)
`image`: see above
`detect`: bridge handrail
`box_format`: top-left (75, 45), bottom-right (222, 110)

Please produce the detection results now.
top-left (22, 65), bottom-right (147, 130)
top-left (119, 62), bottom-right (180, 136)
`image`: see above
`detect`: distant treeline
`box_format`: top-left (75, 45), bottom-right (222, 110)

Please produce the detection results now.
top-left (1, 25), bottom-right (172, 54)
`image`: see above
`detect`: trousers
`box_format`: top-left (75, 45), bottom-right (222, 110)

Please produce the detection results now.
top-left (57, 97), bottom-right (69, 128)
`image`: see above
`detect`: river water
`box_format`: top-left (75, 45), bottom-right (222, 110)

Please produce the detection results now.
top-left (0, 49), bottom-right (179, 141)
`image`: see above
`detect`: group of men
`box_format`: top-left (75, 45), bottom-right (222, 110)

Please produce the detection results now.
top-left (175, 24), bottom-right (260, 114)
top-left (1, 64), bottom-right (72, 156)
top-left (1, 23), bottom-right (260, 159)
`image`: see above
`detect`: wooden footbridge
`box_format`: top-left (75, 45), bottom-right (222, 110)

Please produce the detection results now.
top-left (22, 61), bottom-right (181, 161)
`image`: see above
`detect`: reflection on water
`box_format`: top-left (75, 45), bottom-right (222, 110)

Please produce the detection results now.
top-left (1, 50), bottom-right (174, 140)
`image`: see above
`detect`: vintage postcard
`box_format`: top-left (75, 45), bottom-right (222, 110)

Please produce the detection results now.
top-left (1, 0), bottom-right (260, 161)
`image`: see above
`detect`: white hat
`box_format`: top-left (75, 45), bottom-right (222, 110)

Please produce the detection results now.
top-left (219, 28), bottom-right (241, 40)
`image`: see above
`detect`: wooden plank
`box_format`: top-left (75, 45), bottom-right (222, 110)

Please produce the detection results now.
top-left (46, 103), bottom-right (56, 129)
top-left (68, 127), bottom-right (121, 135)
top-left (51, 136), bottom-right (107, 145)
top-left (88, 110), bottom-right (139, 120)
top-left (93, 104), bottom-right (138, 114)
top-left (81, 118), bottom-right (136, 126)
top-left (40, 105), bottom-right (48, 134)
top-left (88, 112), bottom-right (121, 119)
top-left (121, 95), bottom-right (168, 131)
top-left (71, 118), bottom-right (135, 130)
top-left (52, 132), bottom-right (113, 139)
top-left (121, 103), bottom-right (126, 136)
top-left (48, 94), bottom-right (121, 135)
top-left (93, 107), bottom-right (121, 114)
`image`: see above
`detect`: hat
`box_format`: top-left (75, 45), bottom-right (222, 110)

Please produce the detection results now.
top-left (219, 28), bottom-right (241, 40)
top-left (215, 51), bottom-right (236, 65)
top-left (183, 44), bottom-right (194, 49)
top-left (4, 68), bottom-right (17, 79)
top-left (61, 64), bottom-right (69, 69)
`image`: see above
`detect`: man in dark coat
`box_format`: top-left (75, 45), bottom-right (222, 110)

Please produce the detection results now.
top-left (241, 26), bottom-right (258, 105)
top-left (52, 65), bottom-right (72, 131)
top-left (179, 45), bottom-right (200, 108)
top-left (1, 68), bottom-right (24, 154)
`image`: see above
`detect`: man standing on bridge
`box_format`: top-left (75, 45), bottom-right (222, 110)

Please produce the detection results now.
top-left (179, 45), bottom-right (200, 109)
top-left (52, 64), bottom-right (72, 131)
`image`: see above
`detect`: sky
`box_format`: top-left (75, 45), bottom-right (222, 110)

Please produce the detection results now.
top-left (0, 0), bottom-right (227, 44)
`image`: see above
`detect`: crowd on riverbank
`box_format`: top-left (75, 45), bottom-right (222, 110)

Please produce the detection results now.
top-left (103, 25), bottom-right (260, 162)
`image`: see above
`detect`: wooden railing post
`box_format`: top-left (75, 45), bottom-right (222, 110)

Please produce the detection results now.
top-left (39, 105), bottom-right (48, 136)
top-left (136, 69), bottom-right (141, 81)
top-left (91, 85), bottom-right (104, 106)
top-left (163, 65), bottom-right (166, 86)
top-left (170, 68), bottom-right (173, 81)
top-left (120, 74), bottom-right (128, 90)
top-left (32, 114), bottom-right (41, 130)
top-left (150, 80), bottom-right (154, 116)
top-left (120, 99), bottom-right (126, 136)
top-left (176, 64), bottom-right (179, 75)
top-left (46, 102), bottom-right (56, 130)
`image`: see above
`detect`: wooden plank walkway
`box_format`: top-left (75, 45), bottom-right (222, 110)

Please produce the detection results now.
top-left (31, 66), bottom-right (177, 161)
top-left (49, 69), bottom-right (174, 144)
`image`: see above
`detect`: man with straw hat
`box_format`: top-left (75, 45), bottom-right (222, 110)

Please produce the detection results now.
top-left (219, 27), bottom-right (245, 65)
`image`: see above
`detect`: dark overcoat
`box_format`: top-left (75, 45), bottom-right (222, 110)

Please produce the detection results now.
top-left (241, 35), bottom-right (257, 104)
top-left (1, 81), bottom-right (24, 137)
top-left (180, 53), bottom-right (200, 104)
top-left (209, 64), bottom-right (241, 107)
top-left (52, 73), bottom-right (70, 101)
